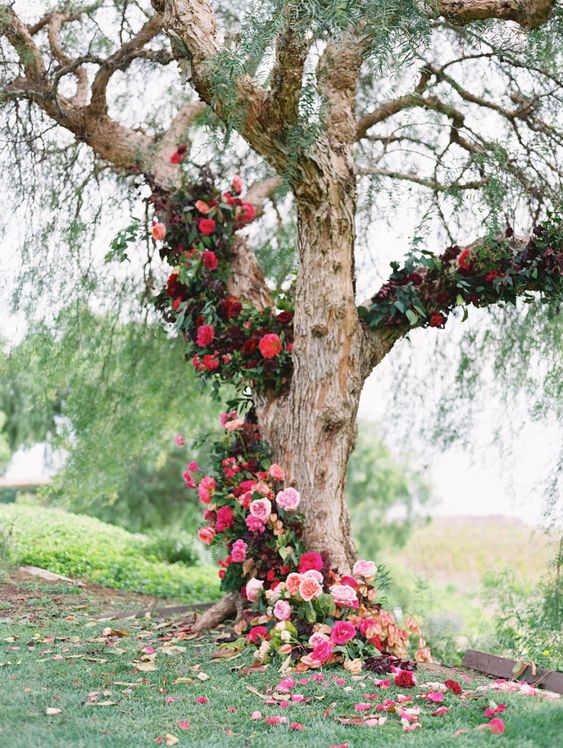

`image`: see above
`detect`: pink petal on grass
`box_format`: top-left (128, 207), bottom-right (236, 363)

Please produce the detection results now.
top-left (432, 706), bottom-right (449, 716)
top-left (290, 722), bottom-right (305, 730)
top-left (250, 711), bottom-right (262, 720)
top-left (196, 696), bottom-right (209, 704)
top-left (177, 721), bottom-right (190, 730)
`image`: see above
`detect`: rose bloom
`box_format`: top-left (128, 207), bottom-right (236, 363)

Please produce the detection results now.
top-left (202, 249), bottom-right (218, 270)
top-left (457, 247), bottom-right (472, 270)
top-left (169, 144), bottom-right (187, 164)
top-left (258, 333), bottom-right (282, 359)
top-left (182, 470), bottom-right (196, 489)
top-left (285, 572), bottom-right (303, 596)
top-left (195, 200), bottom-right (210, 214)
top-left (245, 514), bottom-right (265, 533)
top-left (303, 569), bottom-right (323, 584)
top-left (311, 640), bottom-right (334, 664)
top-left (202, 354), bottom-right (219, 371)
top-left (298, 552), bottom-right (323, 573)
top-left (151, 222), bottom-right (166, 241)
top-left (428, 312), bottom-right (446, 328)
top-left (197, 526), bottom-right (215, 545)
top-left (308, 632), bottom-right (329, 647)
top-left (246, 577), bottom-right (264, 602)
top-left (330, 584), bottom-right (358, 608)
top-left (330, 621), bottom-right (356, 645)
top-left (352, 559), bottom-right (377, 578)
top-left (276, 487), bottom-right (300, 511)
top-left (273, 600), bottom-right (292, 621)
top-left (215, 505), bottom-right (234, 532)
top-left (196, 324), bottom-right (215, 347)
top-left (224, 418), bottom-right (245, 431)
top-left (230, 539), bottom-right (247, 563)
top-left (175, 434), bottom-right (185, 446)
top-left (394, 670), bottom-right (416, 688)
top-left (269, 463), bottom-right (285, 481)
top-left (246, 625), bottom-right (268, 643)
top-left (249, 498), bottom-right (272, 522)
top-left (198, 217), bottom-right (216, 235)
top-left (197, 475), bottom-right (216, 504)
top-left (219, 411), bottom-right (238, 426)
top-left (231, 175), bottom-right (243, 194)
top-left (299, 576), bottom-right (323, 602)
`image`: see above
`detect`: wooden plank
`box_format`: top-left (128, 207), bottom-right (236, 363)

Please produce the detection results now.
top-left (463, 649), bottom-right (563, 695)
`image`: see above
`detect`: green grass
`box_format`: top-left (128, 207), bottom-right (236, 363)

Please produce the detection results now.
top-left (0, 504), bottom-right (220, 603)
top-left (0, 581), bottom-right (561, 748)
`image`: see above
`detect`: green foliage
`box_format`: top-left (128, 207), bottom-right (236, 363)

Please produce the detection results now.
top-left (0, 411), bottom-right (11, 474)
top-left (0, 504), bottom-right (220, 601)
top-left (347, 422), bottom-right (431, 558)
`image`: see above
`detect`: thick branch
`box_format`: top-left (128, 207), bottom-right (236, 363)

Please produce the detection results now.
top-left (434, 0), bottom-right (555, 30)
top-left (0, 7), bottom-right (46, 80)
top-left (47, 13), bottom-right (89, 106)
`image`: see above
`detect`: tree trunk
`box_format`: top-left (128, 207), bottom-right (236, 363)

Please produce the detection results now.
top-left (256, 166), bottom-right (371, 572)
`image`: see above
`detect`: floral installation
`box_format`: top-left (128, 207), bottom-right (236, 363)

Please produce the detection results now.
top-left (361, 212), bottom-right (562, 332)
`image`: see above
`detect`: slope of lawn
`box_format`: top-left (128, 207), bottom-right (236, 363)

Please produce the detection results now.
top-left (0, 573), bottom-right (561, 748)
top-left (0, 504), bottom-right (220, 603)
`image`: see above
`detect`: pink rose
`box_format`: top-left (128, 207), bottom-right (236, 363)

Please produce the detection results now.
top-left (311, 640), bottom-right (334, 664)
top-left (245, 514), bottom-right (265, 533)
top-left (276, 487), bottom-right (300, 511)
top-left (303, 569), bottom-right (323, 584)
top-left (231, 175), bottom-right (243, 194)
top-left (215, 505), bottom-right (234, 532)
top-left (188, 461), bottom-right (200, 473)
top-left (269, 463), bottom-right (285, 481)
top-left (197, 526), bottom-right (215, 545)
top-left (330, 584), bottom-right (358, 608)
top-left (182, 470), bottom-right (196, 488)
top-left (299, 576), bottom-right (323, 601)
top-left (175, 434), bottom-right (185, 446)
top-left (198, 218), bottom-right (216, 235)
top-left (330, 620), bottom-right (356, 645)
top-left (195, 200), bottom-right (210, 214)
top-left (224, 418), bottom-right (245, 431)
top-left (298, 552), bottom-right (323, 573)
top-left (352, 559), bottom-right (376, 578)
top-left (152, 222), bottom-right (166, 241)
top-left (285, 573), bottom-right (303, 596)
top-left (249, 498), bottom-right (271, 522)
top-left (231, 539), bottom-right (247, 563)
top-left (197, 475), bottom-right (216, 504)
top-left (246, 577), bottom-right (263, 602)
top-left (258, 333), bottom-right (282, 359)
top-left (196, 324), bottom-right (215, 347)
top-left (220, 411), bottom-right (238, 426)
top-left (273, 600), bottom-right (292, 621)
top-left (308, 632), bottom-right (330, 647)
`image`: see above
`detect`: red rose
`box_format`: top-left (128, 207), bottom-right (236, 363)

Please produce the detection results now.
top-left (444, 679), bottom-right (462, 695)
top-left (485, 270), bottom-right (500, 282)
top-left (428, 312), bottom-right (446, 328)
top-left (277, 310), bottom-right (293, 324)
top-left (394, 670), bottom-right (416, 688)
top-left (170, 144), bottom-right (187, 164)
top-left (241, 339), bottom-right (257, 355)
top-left (235, 202), bottom-right (256, 227)
top-left (246, 626), bottom-right (269, 644)
top-left (198, 218), bottom-right (216, 235)
top-left (202, 354), bottom-right (219, 371)
top-left (215, 505), bottom-right (234, 532)
top-left (298, 552), bottom-right (323, 573)
top-left (166, 272), bottom-right (183, 298)
top-left (202, 250), bottom-right (218, 270)
top-left (457, 248), bottom-right (472, 271)
top-left (196, 324), bottom-right (215, 347)
top-left (224, 297), bottom-right (242, 319)
top-left (258, 333), bottom-right (282, 359)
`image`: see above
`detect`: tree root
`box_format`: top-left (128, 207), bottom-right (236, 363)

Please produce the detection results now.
top-left (191, 592), bottom-right (240, 633)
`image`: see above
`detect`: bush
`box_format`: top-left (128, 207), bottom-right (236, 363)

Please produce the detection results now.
top-left (0, 504), bottom-right (220, 602)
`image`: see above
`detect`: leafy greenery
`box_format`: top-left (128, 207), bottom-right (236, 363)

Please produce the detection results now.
top-left (0, 504), bottom-right (220, 602)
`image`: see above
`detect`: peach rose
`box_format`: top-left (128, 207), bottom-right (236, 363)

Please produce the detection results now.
top-left (285, 572), bottom-right (303, 596)
top-left (299, 576), bottom-right (323, 601)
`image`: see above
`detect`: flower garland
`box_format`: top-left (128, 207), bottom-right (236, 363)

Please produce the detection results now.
top-left (361, 214), bottom-right (562, 332)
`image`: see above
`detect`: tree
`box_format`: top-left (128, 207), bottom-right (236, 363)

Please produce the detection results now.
top-left (1, 1), bottom-right (561, 630)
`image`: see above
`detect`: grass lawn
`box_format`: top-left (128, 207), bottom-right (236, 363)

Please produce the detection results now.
top-left (0, 571), bottom-right (561, 747)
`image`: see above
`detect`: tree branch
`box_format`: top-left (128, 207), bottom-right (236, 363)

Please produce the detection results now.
top-left (433, 0), bottom-right (555, 30)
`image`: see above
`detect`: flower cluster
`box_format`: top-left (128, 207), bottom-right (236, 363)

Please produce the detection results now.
top-left (150, 170), bottom-right (293, 395)
top-left (361, 214), bottom-right (562, 332)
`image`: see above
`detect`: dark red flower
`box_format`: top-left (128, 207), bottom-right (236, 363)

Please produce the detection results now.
top-left (428, 312), bottom-right (446, 328)
top-left (457, 248), bottom-right (472, 271)
top-left (298, 552), bottom-right (323, 573)
top-left (202, 249), bottom-right (218, 270)
top-left (277, 310), bottom-right (293, 324)
top-left (198, 218), bottom-right (216, 236)
top-left (166, 272), bottom-right (185, 298)
top-left (241, 339), bottom-right (257, 355)
top-left (444, 679), bottom-right (462, 695)
top-left (170, 144), bottom-right (187, 164)
top-left (394, 670), bottom-right (416, 688)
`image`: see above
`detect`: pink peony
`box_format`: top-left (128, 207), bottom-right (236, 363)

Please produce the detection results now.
top-left (249, 498), bottom-right (271, 521)
top-left (269, 463), bottom-right (285, 481)
top-left (231, 175), bottom-right (243, 194)
top-left (202, 249), bottom-right (218, 270)
top-left (276, 487), bottom-right (300, 511)
top-left (330, 584), bottom-right (358, 608)
top-left (197, 526), bottom-right (215, 545)
top-left (215, 505), bottom-right (234, 532)
top-left (298, 552), bottom-right (323, 573)
top-left (152, 222), bottom-right (166, 241)
top-left (285, 573), bottom-right (303, 596)
top-left (246, 577), bottom-right (264, 602)
top-left (258, 333), bottom-right (282, 359)
top-left (195, 200), bottom-right (210, 214)
top-left (273, 600), bottom-right (292, 621)
top-left (309, 632), bottom-right (330, 647)
top-left (299, 576), bottom-right (323, 601)
top-left (311, 640), bottom-right (334, 664)
top-left (352, 559), bottom-right (377, 578)
top-left (197, 475), bottom-right (216, 504)
top-left (231, 539), bottom-right (247, 563)
top-left (198, 218), bottom-right (216, 235)
top-left (330, 621), bottom-right (356, 645)
top-left (196, 324), bottom-right (215, 347)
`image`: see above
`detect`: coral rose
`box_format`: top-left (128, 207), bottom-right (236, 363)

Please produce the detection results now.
top-left (285, 573), bottom-right (303, 596)
top-left (258, 333), bottom-right (282, 359)
top-left (299, 576), bottom-right (323, 602)
top-left (330, 584), bottom-right (358, 608)
top-left (352, 559), bottom-right (376, 578)
top-left (276, 487), bottom-right (300, 511)
top-left (246, 577), bottom-right (264, 602)
top-left (330, 621), bottom-right (356, 645)
top-left (197, 526), bottom-right (215, 545)
top-left (195, 200), bottom-right (210, 214)
top-left (151, 222), bottom-right (166, 241)
top-left (269, 463), bottom-right (285, 481)
top-left (197, 475), bottom-right (216, 504)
